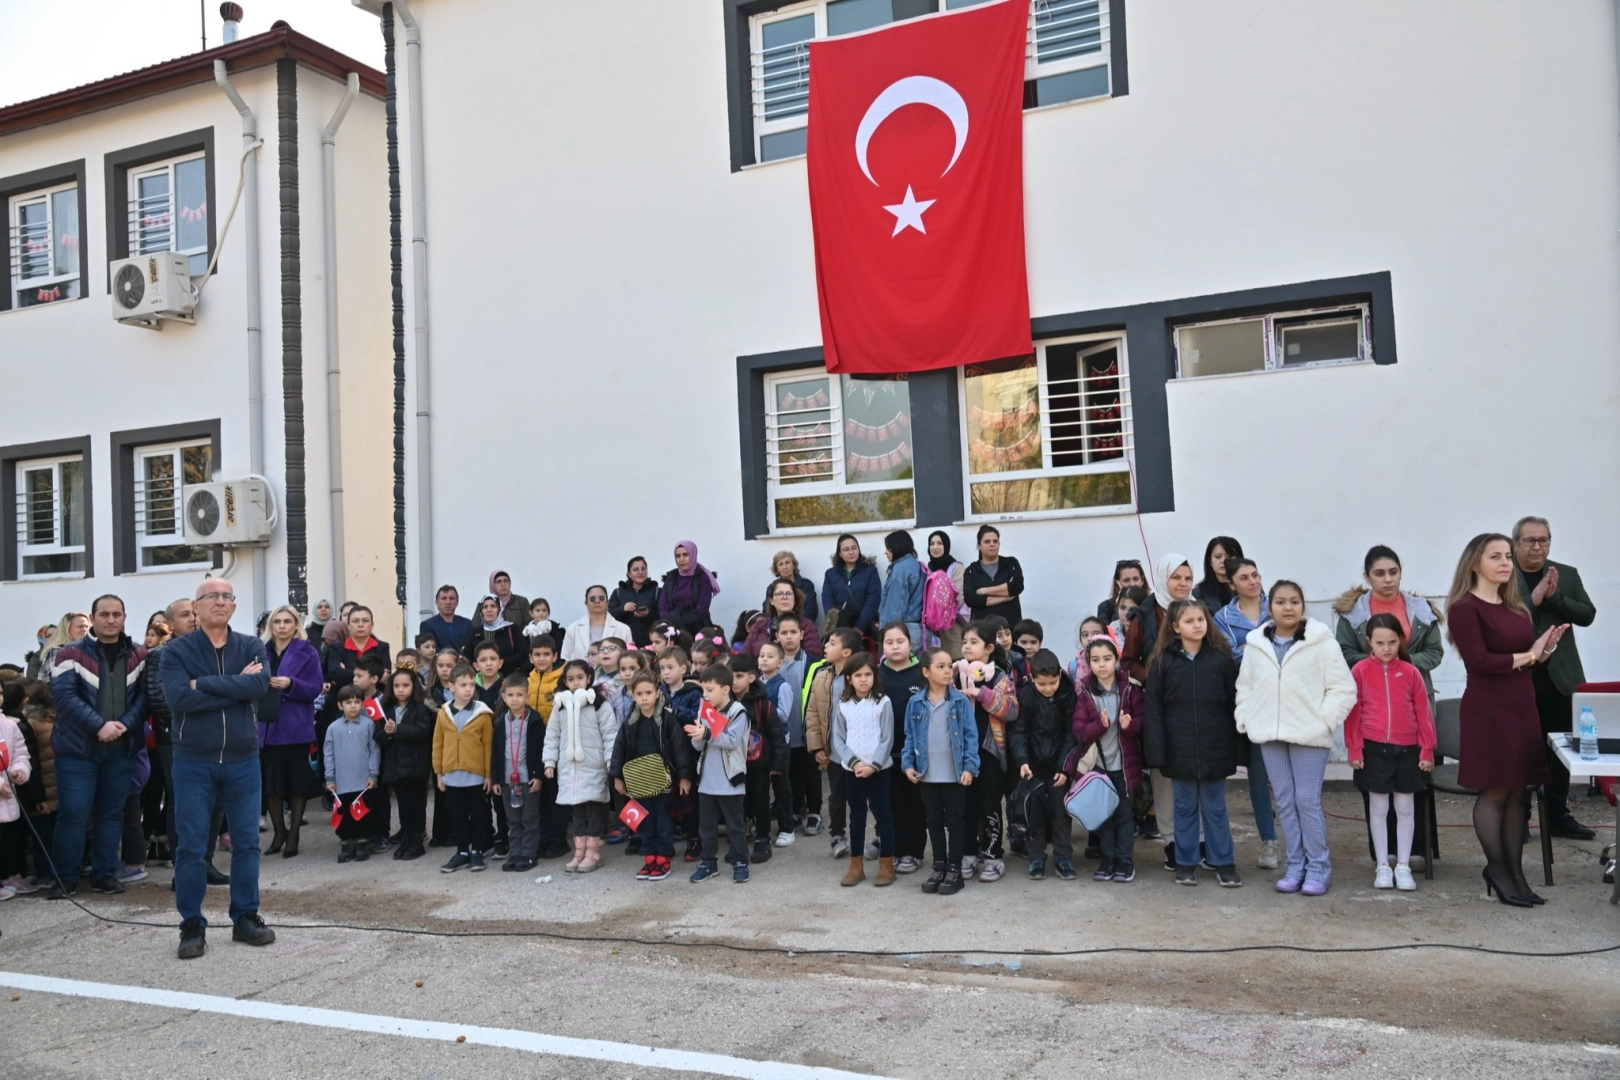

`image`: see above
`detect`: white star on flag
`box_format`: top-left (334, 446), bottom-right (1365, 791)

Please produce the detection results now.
top-left (883, 186), bottom-right (936, 237)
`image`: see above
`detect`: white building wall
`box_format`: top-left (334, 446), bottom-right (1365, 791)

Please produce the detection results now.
top-left (0, 62), bottom-right (393, 658)
top-left (403, 0), bottom-right (1620, 696)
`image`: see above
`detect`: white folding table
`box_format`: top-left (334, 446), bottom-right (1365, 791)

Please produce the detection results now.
top-left (1546, 733), bottom-right (1620, 904)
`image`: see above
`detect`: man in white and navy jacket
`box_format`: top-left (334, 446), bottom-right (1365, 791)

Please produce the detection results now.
top-left (47, 595), bottom-right (146, 900)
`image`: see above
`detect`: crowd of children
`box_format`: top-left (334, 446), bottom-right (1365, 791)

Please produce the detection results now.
top-left (0, 531), bottom-right (1476, 902)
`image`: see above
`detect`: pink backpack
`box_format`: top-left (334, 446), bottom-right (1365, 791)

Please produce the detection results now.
top-left (921, 569), bottom-right (960, 633)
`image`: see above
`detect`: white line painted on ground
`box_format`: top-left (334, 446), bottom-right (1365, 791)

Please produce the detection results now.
top-left (0, 971), bottom-right (886, 1079)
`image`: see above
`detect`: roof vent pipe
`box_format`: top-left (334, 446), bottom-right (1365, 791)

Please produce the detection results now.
top-left (221, 2), bottom-right (243, 43)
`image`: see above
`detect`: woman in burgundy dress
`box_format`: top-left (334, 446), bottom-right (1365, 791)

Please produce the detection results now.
top-left (1445, 533), bottom-right (1568, 907)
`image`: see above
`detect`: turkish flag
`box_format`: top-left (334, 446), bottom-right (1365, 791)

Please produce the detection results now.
top-left (807, 0), bottom-right (1032, 375)
top-left (700, 700), bottom-right (730, 740)
top-left (619, 798), bottom-right (648, 831)
top-left (330, 795), bottom-right (345, 830)
top-left (349, 791), bottom-right (372, 821)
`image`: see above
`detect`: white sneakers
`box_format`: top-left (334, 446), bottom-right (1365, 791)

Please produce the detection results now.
top-left (961, 856), bottom-right (978, 880)
top-left (978, 859), bottom-right (1005, 882)
top-left (830, 833), bottom-right (851, 858)
top-left (864, 840), bottom-right (881, 861)
top-left (802, 813), bottom-right (825, 836)
top-left (1374, 863), bottom-right (1419, 891)
top-left (1257, 839), bottom-right (1281, 870)
top-left (774, 830), bottom-right (796, 847)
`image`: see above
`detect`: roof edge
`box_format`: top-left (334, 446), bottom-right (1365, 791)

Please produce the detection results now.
top-left (0, 25), bottom-right (385, 140)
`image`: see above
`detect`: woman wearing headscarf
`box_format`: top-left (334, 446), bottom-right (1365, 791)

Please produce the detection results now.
top-left (878, 530), bottom-right (927, 652)
top-left (474, 595), bottom-right (526, 675)
top-left (925, 530), bottom-right (969, 658)
top-left (306, 599), bottom-right (334, 642)
top-left (609, 556), bottom-right (662, 648)
top-left (659, 541), bottom-right (721, 635)
top-left (821, 534), bottom-right (881, 641)
top-left (488, 570), bottom-right (530, 626)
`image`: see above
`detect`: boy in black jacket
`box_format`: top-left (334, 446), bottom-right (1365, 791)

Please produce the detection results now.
top-left (731, 654), bottom-right (790, 864)
top-left (610, 672), bottom-right (695, 881)
top-left (492, 675), bottom-right (546, 872)
top-left (1010, 649), bottom-right (1079, 881)
top-left (472, 641), bottom-right (511, 858)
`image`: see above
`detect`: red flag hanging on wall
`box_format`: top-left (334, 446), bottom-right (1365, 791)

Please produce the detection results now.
top-left (806, 0), bottom-right (1032, 375)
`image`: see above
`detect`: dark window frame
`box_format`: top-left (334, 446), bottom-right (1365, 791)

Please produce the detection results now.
top-left (736, 270), bottom-right (1395, 535)
top-left (0, 159), bottom-right (89, 313)
top-left (723, 0), bottom-right (1130, 172)
top-left (0, 435), bottom-right (94, 582)
top-left (109, 420), bottom-right (224, 576)
top-left (103, 127), bottom-right (216, 291)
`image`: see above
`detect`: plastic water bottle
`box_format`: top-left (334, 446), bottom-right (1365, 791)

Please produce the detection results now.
top-left (1578, 707), bottom-right (1599, 762)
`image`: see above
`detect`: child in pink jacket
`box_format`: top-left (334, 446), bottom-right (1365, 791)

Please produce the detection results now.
top-left (0, 712), bottom-right (34, 901)
top-left (1344, 614), bottom-right (1436, 892)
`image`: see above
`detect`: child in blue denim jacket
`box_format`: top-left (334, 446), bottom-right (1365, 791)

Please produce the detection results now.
top-left (902, 648), bottom-right (980, 896)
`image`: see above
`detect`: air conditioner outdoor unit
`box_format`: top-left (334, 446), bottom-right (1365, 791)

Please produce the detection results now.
top-left (109, 253), bottom-right (196, 328)
top-left (183, 478), bottom-right (272, 546)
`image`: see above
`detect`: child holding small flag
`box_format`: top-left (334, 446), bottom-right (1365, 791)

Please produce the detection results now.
top-left (544, 660), bottom-right (621, 873)
top-left (325, 685), bottom-right (380, 863)
top-left (610, 671), bottom-right (695, 881)
top-left (492, 674), bottom-right (545, 873)
top-left (686, 664), bottom-right (750, 883)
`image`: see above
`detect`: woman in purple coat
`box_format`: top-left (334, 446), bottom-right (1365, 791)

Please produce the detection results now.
top-left (261, 605), bottom-right (326, 857)
top-left (659, 540), bottom-right (721, 635)
top-left (1445, 533), bottom-right (1568, 907)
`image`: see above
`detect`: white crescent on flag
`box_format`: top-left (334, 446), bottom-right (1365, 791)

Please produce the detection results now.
top-left (854, 75), bottom-right (970, 186)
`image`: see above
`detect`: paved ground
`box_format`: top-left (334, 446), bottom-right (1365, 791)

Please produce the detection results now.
top-left (1, 782), bottom-right (1615, 1078)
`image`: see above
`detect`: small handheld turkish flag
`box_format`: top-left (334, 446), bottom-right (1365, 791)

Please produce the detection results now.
top-left (330, 795), bottom-right (345, 830)
top-left (700, 700), bottom-right (729, 740)
top-left (0, 741), bottom-right (9, 773)
top-left (363, 697), bottom-right (385, 722)
top-left (349, 791), bottom-right (371, 821)
top-left (619, 799), bottom-right (648, 831)
top-left (807, 0), bottom-right (1032, 375)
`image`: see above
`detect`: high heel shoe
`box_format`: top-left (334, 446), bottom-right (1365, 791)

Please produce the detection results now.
top-left (282, 835), bottom-right (300, 858)
top-left (267, 835), bottom-right (286, 855)
top-left (1518, 887), bottom-right (1546, 905)
top-left (1482, 869), bottom-right (1534, 907)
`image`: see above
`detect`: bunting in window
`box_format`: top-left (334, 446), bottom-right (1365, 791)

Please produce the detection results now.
top-left (968, 427), bottom-right (1041, 473)
top-left (968, 398), bottom-right (1039, 433)
top-left (846, 440), bottom-right (913, 478)
top-left (142, 213), bottom-right (173, 229)
top-left (777, 387), bottom-right (831, 411)
top-left (60, 232), bottom-right (78, 248)
top-left (844, 414), bottom-right (909, 445)
top-left (1088, 433), bottom-right (1123, 460)
top-left (35, 287), bottom-right (62, 303)
top-left (179, 202), bottom-right (208, 223)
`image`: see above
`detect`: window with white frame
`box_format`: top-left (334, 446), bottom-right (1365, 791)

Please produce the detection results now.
top-left (1174, 304), bottom-right (1372, 380)
top-left (8, 182), bottom-right (80, 308)
top-left (15, 454), bottom-right (86, 578)
top-left (750, 1), bottom-right (1114, 164)
top-left (960, 334), bottom-right (1133, 517)
top-left (765, 368), bottom-right (914, 531)
top-left (128, 154), bottom-right (209, 276)
top-left (132, 440), bottom-right (214, 571)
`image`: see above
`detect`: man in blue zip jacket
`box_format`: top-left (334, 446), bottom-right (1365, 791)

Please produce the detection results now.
top-left (160, 577), bottom-right (276, 959)
top-left (47, 594), bottom-right (147, 899)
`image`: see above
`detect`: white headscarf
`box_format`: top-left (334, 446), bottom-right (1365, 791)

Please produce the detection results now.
top-left (1153, 552), bottom-right (1191, 611)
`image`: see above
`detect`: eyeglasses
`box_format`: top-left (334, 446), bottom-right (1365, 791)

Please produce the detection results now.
top-left (198, 592), bottom-right (235, 603)
top-left (587, 595), bottom-right (608, 603)
top-left (1518, 537), bottom-right (1550, 547)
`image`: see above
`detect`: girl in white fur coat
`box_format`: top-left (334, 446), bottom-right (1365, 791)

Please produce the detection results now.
top-left (544, 660), bottom-right (622, 872)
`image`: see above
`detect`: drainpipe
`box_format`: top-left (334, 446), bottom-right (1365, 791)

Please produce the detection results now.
top-left (322, 73), bottom-right (360, 608)
top-left (214, 59), bottom-right (265, 623)
top-left (394, 0), bottom-right (435, 624)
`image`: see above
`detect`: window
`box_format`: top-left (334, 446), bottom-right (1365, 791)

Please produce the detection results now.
top-left (1174, 304), bottom-right (1372, 379)
top-left (960, 334), bottom-right (1133, 517)
top-left (950, 0), bottom-right (1113, 105)
top-left (764, 369), bottom-right (914, 531)
top-left (748, 1), bottom-right (1116, 164)
top-left (8, 182), bottom-right (80, 308)
top-left (14, 454), bottom-right (87, 579)
top-left (132, 440), bottom-right (214, 571)
top-left (128, 154), bottom-right (209, 276)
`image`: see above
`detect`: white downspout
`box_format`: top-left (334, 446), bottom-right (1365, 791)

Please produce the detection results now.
top-left (394, 0), bottom-right (435, 623)
top-left (322, 73), bottom-right (360, 608)
top-left (214, 59), bottom-right (266, 622)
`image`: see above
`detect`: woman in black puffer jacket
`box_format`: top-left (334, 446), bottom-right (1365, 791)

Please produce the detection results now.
top-left (609, 557), bottom-right (661, 648)
top-left (1142, 599), bottom-right (1241, 884)
top-left (377, 669), bottom-right (436, 861)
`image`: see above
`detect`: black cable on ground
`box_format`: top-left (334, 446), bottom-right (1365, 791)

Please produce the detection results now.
top-left (13, 807), bottom-right (1619, 962)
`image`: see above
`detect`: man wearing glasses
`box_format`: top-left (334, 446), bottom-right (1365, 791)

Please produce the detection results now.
top-left (160, 578), bottom-right (277, 959)
top-left (1513, 516), bottom-right (1598, 841)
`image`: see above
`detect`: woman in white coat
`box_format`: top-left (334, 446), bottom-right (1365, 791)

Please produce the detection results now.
top-left (1235, 580), bottom-right (1356, 896)
top-left (560, 585), bottom-right (635, 663)
top-left (543, 660), bottom-right (622, 872)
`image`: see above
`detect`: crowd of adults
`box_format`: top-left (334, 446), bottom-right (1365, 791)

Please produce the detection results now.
top-left (0, 518), bottom-right (1604, 958)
